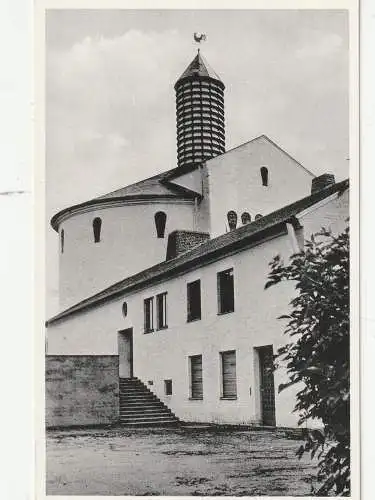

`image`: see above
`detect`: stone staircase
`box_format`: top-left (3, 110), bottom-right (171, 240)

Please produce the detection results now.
top-left (119, 377), bottom-right (180, 426)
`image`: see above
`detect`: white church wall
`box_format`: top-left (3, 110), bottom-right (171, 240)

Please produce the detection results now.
top-left (58, 199), bottom-right (195, 309)
top-left (205, 136), bottom-right (314, 237)
top-left (47, 189), bottom-right (349, 428)
top-left (48, 230), bottom-right (301, 427)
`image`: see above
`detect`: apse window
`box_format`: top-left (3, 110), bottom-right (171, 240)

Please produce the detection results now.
top-left (241, 212), bottom-right (251, 225)
top-left (227, 211), bottom-right (238, 231)
top-left (122, 302), bottom-right (128, 318)
top-left (260, 166), bottom-right (269, 186)
top-left (144, 297), bottom-right (154, 333)
top-left (217, 268), bottom-right (235, 314)
top-left (93, 217), bottom-right (102, 243)
top-left (154, 211), bottom-right (167, 238)
top-left (156, 292), bottom-right (168, 330)
top-left (164, 379), bottom-right (173, 396)
top-left (187, 279), bottom-right (201, 322)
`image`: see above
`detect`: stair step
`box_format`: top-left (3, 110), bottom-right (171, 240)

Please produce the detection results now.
top-left (120, 409), bottom-right (173, 416)
top-left (120, 405), bottom-right (167, 411)
top-left (120, 397), bottom-right (159, 403)
top-left (119, 402), bottom-right (164, 408)
top-left (117, 377), bottom-right (179, 427)
top-left (119, 421), bottom-right (179, 427)
top-left (120, 413), bottom-right (175, 421)
top-left (120, 415), bottom-right (177, 422)
top-left (119, 389), bottom-right (154, 394)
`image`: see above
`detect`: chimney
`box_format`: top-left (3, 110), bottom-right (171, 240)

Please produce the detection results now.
top-left (166, 230), bottom-right (210, 260)
top-left (311, 173), bottom-right (335, 194)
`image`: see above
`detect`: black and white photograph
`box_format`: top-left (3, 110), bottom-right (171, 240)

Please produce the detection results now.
top-left (43, 7), bottom-right (356, 497)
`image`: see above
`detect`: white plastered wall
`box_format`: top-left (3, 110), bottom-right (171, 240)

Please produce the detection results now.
top-left (205, 136), bottom-right (315, 236)
top-left (47, 190), bottom-right (349, 428)
top-left (58, 199), bottom-right (195, 309)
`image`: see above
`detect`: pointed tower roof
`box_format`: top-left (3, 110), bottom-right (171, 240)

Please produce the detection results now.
top-left (175, 51), bottom-right (224, 88)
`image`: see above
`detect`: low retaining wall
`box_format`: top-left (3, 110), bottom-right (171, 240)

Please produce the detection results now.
top-left (46, 355), bottom-right (119, 428)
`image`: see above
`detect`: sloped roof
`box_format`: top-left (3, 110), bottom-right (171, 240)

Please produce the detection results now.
top-left (50, 166), bottom-right (200, 231)
top-left (46, 179), bottom-right (349, 326)
top-left (176, 51), bottom-right (223, 84)
top-left (95, 170), bottom-right (187, 199)
top-left (51, 134), bottom-right (315, 231)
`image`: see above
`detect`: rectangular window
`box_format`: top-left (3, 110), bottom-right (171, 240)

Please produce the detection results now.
top-left (156, 292), bottom-right (168, 329)
top-left (190, 355), bottom-right (203, 399)
top-left (221, 350), bottom-right (237, 399)
top-left (187, 280), bottom-right (201, 322)
top-left (164, 379), bottom-right (172, 396)
top-left (217, 268), bottom-right (235, 314)
top-left (144, 297), bottom-right (154, 333)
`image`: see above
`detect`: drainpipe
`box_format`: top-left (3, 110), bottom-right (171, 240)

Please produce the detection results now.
top-left (286, 221), bottom-right (302, 254)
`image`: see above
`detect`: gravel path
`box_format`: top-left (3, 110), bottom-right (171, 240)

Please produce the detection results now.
top-left (46, 426), bottom-right (319, 496)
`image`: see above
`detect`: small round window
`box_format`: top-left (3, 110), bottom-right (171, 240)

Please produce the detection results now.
top-left (122, 302), bottom-right (128, 318)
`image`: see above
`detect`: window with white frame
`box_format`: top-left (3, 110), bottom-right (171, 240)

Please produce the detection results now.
top-left (156, 292), bottom-right (168, 330)
top-left (217, 268), bottom-right (235, 314)
top-left (144, 297), bottom-right (154, 333)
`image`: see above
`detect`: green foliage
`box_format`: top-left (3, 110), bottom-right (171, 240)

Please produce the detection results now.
top-left (266, 225), bottom-right (350, 496)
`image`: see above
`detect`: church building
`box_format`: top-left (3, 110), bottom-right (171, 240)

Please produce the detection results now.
top-left (45, 49), bottom-right (349, 429)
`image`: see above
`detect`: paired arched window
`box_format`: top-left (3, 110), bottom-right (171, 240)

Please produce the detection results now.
top-left (60, 229), bottom-right (64, 254)
top-left (255, 214), bottom-right (263, 220)
top-left (227, 210), bottom-right (238, 231)
top-left (241, 212), bottom-right (251, 225)
top-left (93, 217), bottom-right (102, 243)
top-left (155, 211), bottom-right (167, 238)
top-left (260, 166), bottom-right (269, 186)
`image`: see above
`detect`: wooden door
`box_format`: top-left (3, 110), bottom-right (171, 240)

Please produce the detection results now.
top-left (221, 350), bottom-right (237, 398)
top-left (190, 355), bottom-right (203, 399)
top-left (118, 329), bottom-right (133, 378)
top-left (258, 345), bottom-right (276, 426)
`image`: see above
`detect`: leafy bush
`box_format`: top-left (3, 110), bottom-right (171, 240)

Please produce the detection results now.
top-left (265, 225), bottom-right (350, 496)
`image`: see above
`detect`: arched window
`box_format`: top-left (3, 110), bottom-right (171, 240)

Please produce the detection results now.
top-left (227, 210), bottom-right (238, 231)
top-left (60, 229), bottom-right (64, 254)
top-left (93, 217), bottom-right (102, 243)
top-left (241, 212), bottom-right (251, 225)
top-left (255, 214), bottom-right (263, 220)
top-left (122, 302), bottom-right (128, 318)
top-left (260, 166), bottom-right (269, 186)
top-left (154, 211), bottom-right (167, 238)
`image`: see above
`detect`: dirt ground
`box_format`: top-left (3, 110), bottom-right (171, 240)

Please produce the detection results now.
top-left (46, 426), bottom-right (319, 496)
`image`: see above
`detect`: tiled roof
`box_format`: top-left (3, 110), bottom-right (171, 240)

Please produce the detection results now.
top-left (50, 166), bottom-right (200, 231)
top-left (50, 135), bottom-right (315, 231)
top-left (46, 179), bottom-right (349, 326)
top-left (95, 169), bottom-right (190, 200)
top-left (176, 52), bottom-right (223, 84)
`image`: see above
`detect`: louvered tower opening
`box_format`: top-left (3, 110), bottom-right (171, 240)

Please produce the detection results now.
top-left (174, 51), bottom-right (225, 168)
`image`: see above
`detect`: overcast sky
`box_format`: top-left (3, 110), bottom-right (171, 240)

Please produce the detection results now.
top-left (46, 9), bottom-right (349, 315)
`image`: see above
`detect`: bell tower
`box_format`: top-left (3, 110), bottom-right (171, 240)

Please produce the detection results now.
top-left (174, 49), bottom-right (225, 168)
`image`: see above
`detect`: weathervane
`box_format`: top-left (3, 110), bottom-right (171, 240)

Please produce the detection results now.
top-left (194, 32), bottom-right (207, 53)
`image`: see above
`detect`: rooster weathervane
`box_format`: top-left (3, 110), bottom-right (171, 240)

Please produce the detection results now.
top-left (194, 32), bottom-right (207, 52)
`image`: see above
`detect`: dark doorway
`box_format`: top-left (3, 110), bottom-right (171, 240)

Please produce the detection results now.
top-left (118, 328), bottom-right (133, 378)
top-left (257, 345), bottom-right (276, 426)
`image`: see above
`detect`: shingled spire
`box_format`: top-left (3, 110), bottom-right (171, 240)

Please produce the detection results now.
top-left (174, 50), bottom-right (225, 168)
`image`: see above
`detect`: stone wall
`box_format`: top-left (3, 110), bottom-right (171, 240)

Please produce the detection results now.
top-left (46, 355), bottom-right (119, 428)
